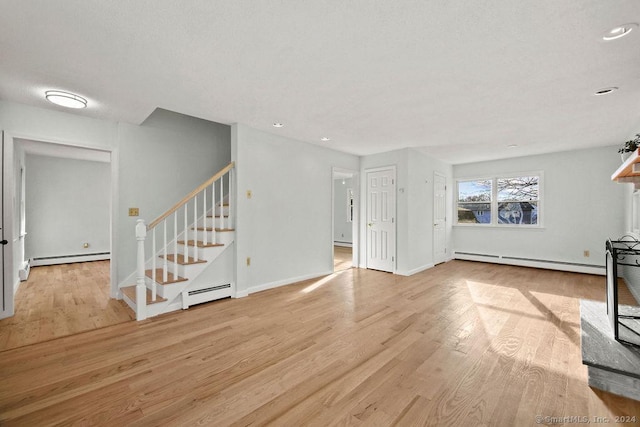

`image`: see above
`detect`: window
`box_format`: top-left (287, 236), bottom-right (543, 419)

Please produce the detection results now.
top-left (457, 180), bottom-right (492, 224)
top-left (456, 173), bottom-right (541, 226)
top-left (347, 188), bottom-right (354, 222)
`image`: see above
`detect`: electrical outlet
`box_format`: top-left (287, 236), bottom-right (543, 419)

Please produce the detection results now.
top-left (584, 250), bottom-right (590, 257)
top-left (129, 207), bottom-right (139, 216)
top-left (246, 257), bottom-right (251, 266)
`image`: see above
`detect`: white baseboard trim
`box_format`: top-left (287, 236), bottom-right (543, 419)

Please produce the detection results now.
top-left (248, 270), bottom-right (334, 295)
top-left (454, 252), bottom-right (605, 275)
top-left (234, 289), bottom-right (249, 298)
top-left (396, 263), bottom-right (435, 277)
top-left (31, 253), bottom-right (111, 267)
top-left (333, 242), bottom-right (353, 248)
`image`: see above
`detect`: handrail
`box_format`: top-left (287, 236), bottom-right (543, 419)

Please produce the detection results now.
top-left (147, 161), bottom-right (235, 230)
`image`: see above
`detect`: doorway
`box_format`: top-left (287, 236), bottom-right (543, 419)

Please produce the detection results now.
top-left (0, 135), bottom-right (126, 349)
top-left (332, 168), bottom-right (359, 272)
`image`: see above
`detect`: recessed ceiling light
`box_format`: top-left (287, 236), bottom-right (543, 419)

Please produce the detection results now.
top-left (45, 90), bottom-right (87, 109)
top-left (603, 24), bottom-right (637, 41)
top-left (320, 137), bottom-right (331, 142)
top-left (594, 87), bottom-right (618, 96)
top-left (507, 144), bottom-right (518, 148)
top-left (273, 122), bottom-right (284, 128)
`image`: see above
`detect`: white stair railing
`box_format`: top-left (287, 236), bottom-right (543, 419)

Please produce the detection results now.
top-left (132, 162), bottom-right (235, 320)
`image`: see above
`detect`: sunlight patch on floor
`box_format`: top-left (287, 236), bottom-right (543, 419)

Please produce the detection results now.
top-left (301, 269), bottom-right (348, 294)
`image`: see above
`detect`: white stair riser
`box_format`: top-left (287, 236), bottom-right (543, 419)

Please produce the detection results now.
top-left (189, 229), bottom-right (234, 242)
top-left (202, 216), bottom-right (232, 228)
top-left (214, 206), bottom-right (230, 216)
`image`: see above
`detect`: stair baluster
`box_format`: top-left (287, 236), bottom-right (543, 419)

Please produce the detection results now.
top-left (212, 179), bottom-right (216, 244)
top-left (152, 228), bottom-right (156, 301)
top-left (194, 195), bottom-right (198, 249)
top-left (229, 168), bottom-right (233, 229)
top-left (183, 204), bottom-right (188, 261)
top-left (173, 212), bottom-right (178, 278)
top-left (220, 175), bottom-right (225, 230)
top-left (163, 220), bottom-right (168, 283)
top-left (202, 189), bottom-right (208, 246)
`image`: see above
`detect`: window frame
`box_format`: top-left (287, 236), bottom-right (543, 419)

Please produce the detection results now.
top-left (455, 171), bottom-right (543, 228)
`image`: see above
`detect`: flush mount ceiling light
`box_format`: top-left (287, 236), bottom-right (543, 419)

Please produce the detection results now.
top-left (602, 24), bottom-right (637, 41)
top-left (45, 90), bottom-right (87, 109)
top-left (507, 144), bottom-right (518, 148)
top-left (320, 137), bottom-right (331, 142)
top-left (594, 87), bottom-right (618, 96)
top-left (272, 122), bottom-right (284, 128)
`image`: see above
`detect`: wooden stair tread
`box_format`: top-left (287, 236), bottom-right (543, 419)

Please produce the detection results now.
top-left (122, 286), bottom-right (167, 305)
top-left (160, 254), bottom-right (206, 265)
top-left (178, 240), bottom-right (224, 248)
top-left (193, 227), bottom-right (235, 232)
top-left (145, 268), bottom-right (188, 285)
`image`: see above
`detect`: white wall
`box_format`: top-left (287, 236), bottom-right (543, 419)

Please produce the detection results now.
top-left (333, 178), bottom-right (353, 244)
top-left (360, 148), bottom-right (453, 275)
top-left (232, 124), bottom-right (359, 296)
top-left (453, 146), bottom-right (626, 266)
top-left (25, 154), bottom-right (110, 260)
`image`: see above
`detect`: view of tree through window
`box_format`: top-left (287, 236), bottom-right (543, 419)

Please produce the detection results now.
top-left (457, 175), bottom-right (540, 226)
top-left (457, 180), bottom-right (492, 224)
top-left (497, 176), bottom-right (538, 225)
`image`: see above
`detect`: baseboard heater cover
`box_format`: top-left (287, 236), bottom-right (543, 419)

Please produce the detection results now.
top-left (454, 252), bottom-right (604, 273)
top-left (182, 283), bottom-right (232, 309)
top-left (31, 252), bottom-right (111, 266)
top-left (19, 259), bottom-right (31, 281)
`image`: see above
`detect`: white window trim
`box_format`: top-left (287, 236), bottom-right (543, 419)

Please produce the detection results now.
top-left (455, 170), bottom-right (544, 228)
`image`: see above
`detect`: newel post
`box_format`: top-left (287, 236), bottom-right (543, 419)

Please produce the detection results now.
top-left (135, 219), bottom-right (148, 321)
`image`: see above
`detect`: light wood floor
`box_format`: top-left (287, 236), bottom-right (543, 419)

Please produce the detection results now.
top-left (334, 245), bottom-right (352, 271)
top-left (1, 261), bottom-right (639, 426)
top-left (0, 261), bottom-right (134, 351)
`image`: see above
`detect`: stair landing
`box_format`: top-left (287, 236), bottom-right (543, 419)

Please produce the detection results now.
top-left (122, 286), bottom-right (167, 305)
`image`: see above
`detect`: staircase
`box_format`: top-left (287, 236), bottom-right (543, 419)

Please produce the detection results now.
top-left (121, 162), bottom-right (235, 320)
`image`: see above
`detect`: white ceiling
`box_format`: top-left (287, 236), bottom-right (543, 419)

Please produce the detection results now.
top-left (1, 1), bottom-right (639, 164)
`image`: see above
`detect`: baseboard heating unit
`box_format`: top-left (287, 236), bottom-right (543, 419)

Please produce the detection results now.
top-left (31, 252), bottom-right (111, 266)
top-left (182, 283), bottom-right (232, 309)
top-left (454, 252), bottom-right (605, 275)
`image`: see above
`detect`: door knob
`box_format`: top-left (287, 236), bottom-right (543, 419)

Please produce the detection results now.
top-left (0, 240), bottom-right (8, 245)
top-left (368, 223), bottom-right (373, 227)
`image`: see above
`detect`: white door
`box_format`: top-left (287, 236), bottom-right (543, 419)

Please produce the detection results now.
top-left (433, 172), bottom-right (447, 265)
top-left (366, 168), bottom-right (395, 272)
